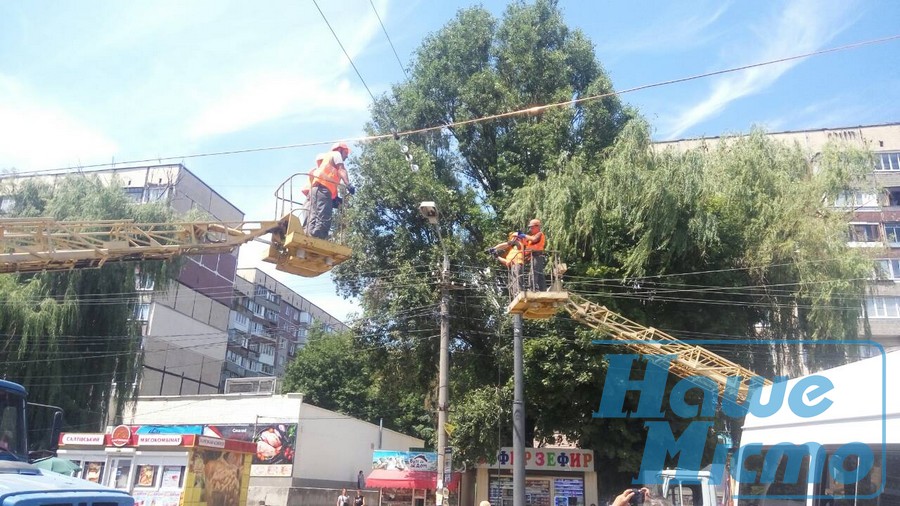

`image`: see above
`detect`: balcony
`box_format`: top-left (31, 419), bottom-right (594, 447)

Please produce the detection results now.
top-left (227, 329), bottom-right (249, 346)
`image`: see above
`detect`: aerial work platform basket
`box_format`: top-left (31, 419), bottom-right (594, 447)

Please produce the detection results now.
top-left (263, 172), bottom-right (353, 277)
top-left (505, 252), bottom-right (568, 319)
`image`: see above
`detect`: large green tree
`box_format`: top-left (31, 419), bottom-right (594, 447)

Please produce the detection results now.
top-left (333, 0), bottom-right (630, 445)
top-left (0, 176), bottom-right (183, 435)
top-left (321, 0), bottom-right (873, 493)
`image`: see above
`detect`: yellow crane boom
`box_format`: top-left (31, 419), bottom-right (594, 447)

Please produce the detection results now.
top-left (507, 260), bottom-right (770, 402)
top-left (0, 214), bottom-right (351, 277)
top-left (564, 293), bottom-right (770, 401)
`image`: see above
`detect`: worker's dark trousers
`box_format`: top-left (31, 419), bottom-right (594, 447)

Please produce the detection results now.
top-left (305, 185), bottom-right (333, 239)
top-left (530, 253), bottom-right (547, 291)
top-left (510, 263), bottom-right (524, 296)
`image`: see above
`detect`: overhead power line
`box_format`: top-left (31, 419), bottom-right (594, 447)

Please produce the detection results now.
top-left (18, 32), bottom-right (898, 176)
top-left (312, 0), bottom-right (379, 104)
top-left (369, 0), bottom-right (409, 79)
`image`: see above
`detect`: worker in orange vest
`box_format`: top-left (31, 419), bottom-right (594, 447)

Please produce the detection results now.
top-left (520, 218), bottom-right (547, 291)
top-left (487, 232), bottom-right (526, 295)
top-left (305, 142), bottom-right (354, 239)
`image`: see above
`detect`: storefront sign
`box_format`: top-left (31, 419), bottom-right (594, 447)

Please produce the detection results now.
top-left (488, 447), bottom-right (593, 471)
top-left (110, 425), bottom-right (132, 447)
top-left (198, 436), bottom-right (226, 448)
top-left (61, 433), bottom-right (105, 445)
top-left (137, 434), bottom-right (183, 446)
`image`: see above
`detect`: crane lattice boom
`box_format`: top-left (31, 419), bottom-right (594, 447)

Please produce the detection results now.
top-left (563, 293), bottom-right (771, 401)
top-left (0, 218), bottom-right (281, 274)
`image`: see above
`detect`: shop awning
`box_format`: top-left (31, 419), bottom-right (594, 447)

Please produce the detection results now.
top-left (365, 469), bottom-right (461, 490)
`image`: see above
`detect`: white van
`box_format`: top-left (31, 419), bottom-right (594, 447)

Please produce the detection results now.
top-left (654, 468), bottom-right (723, 506)
top-left (735, 350), bottom-right (900, 506)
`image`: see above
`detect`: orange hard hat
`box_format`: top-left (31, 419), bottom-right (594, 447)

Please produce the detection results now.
top-left (528, 219), bottom-right (541, 228)
top-left (331, 142), bottom-right (350, 155)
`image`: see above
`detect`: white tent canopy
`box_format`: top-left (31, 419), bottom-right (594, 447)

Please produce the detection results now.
top-left (741, 351), bottom-right (899, 446)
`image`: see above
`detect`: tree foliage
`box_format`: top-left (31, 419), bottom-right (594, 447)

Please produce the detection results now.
top-left (302, 0), bottom-right (873, 493)
top-left (0, 176), bottom-right (183, 433)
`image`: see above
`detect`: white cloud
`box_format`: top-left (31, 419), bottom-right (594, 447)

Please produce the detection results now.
top-left (661, 0), bottom-right (862, 139)
top-left (0, 76), bottom-right (118, 170)
top-left (187, 75), bottom-right (371, 139)
top-left (183, 0), bottom-right (386, 140)
top-left (600, 3), bottom-right (730, 55)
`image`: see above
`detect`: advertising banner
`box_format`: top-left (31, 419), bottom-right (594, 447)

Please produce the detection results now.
top-left (203, 423), bottom-right (297, 477)
top-left (182, 448), bottom-right (252, 506)
top-left (373, 450), bottom-right (438, 472)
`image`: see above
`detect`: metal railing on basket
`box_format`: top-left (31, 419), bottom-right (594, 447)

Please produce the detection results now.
top-left (505, 249), bottom-right (566, 300)
top-left (272, 172), bottom-right (350, 244)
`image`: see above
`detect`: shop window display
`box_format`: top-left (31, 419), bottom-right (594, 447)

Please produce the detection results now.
top-left (84, 461), bottom-right (105, 484)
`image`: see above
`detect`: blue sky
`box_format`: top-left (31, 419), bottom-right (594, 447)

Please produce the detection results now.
top-left (1, 0), bottom-right (898, 321)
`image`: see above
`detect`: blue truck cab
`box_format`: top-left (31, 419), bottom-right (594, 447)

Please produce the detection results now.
top-left (0, 379), bottom-right (134, 506)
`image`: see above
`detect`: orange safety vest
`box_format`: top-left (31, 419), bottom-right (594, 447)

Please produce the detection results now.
top-left (499, 244), bottom-right (524, 267)
top-left (301, 154), bottom-right (326, 197)
top-left (309, 152), bottom-right (342, 199)
top-left (522, 231), bottom-right (545, 259)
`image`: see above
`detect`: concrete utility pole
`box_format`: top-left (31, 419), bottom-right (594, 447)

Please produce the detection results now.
top-left (419, 201), bottom-right (451, 505)
top-left (437, 242), bottom-right (450, 502)
top-left (512, 313), bottom-right (526, 506)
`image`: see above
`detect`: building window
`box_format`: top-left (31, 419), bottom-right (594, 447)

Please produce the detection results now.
top-left (146, 186), bottom-right (169, 202)
top-left (834, 190), bottom-right (878, 208)
top-left (849, 223), bottom-right (881, 243)
top-left (133, 303), bottom-right (151, 321)
top-left (887, 188), bottom-right (900, 207)
top-left (865, 297), bottom-right (900, 318)
top-left (875, 259), bottom-right (900, 280)
top-left (248, 301), bottom-right (265, 317)
top-left (249, 321), bottom-right (266, 336)
top-left (124, 187), bottom-right (144, 202)
top-left (299, 311), bottom-right (312, 324)
top-left (875, 152), bottom-right (900, 171)
top-left (0, 196), bottom-right (15, 213)
top-left (135, 272), bottom-right (155, 291)
top-left (885, 223), bottom-right (900, 246)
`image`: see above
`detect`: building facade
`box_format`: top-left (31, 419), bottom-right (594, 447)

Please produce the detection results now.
top-left (0, 164), bottom-right (351, 394)
top-left (222, 267), bottom-right (349, 383)
top-left (121, 392), bottom-right (423, 506)
top-left (657, 122), bottom-right (900, 351)
top-left (0, 164), bottom-right (243, 395)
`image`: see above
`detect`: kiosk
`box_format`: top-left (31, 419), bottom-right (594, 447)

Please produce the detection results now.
top-left (58, 425), bottom-right (255, 506)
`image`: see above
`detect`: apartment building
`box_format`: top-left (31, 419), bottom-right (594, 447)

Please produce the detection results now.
top-left (0, 164), bottom-right (243, 395)
top-left (222, 267), bottom-right (349, 383)
top-left (657, 122), bottom-right (900, 351)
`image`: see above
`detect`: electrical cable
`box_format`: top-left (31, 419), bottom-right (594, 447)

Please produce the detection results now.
top-left (312, 0), bottom-right (379, 105)
top-left (368, 0), bottom-right (409, 79)
top-left (15, 33), bottom-right (897, 176)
